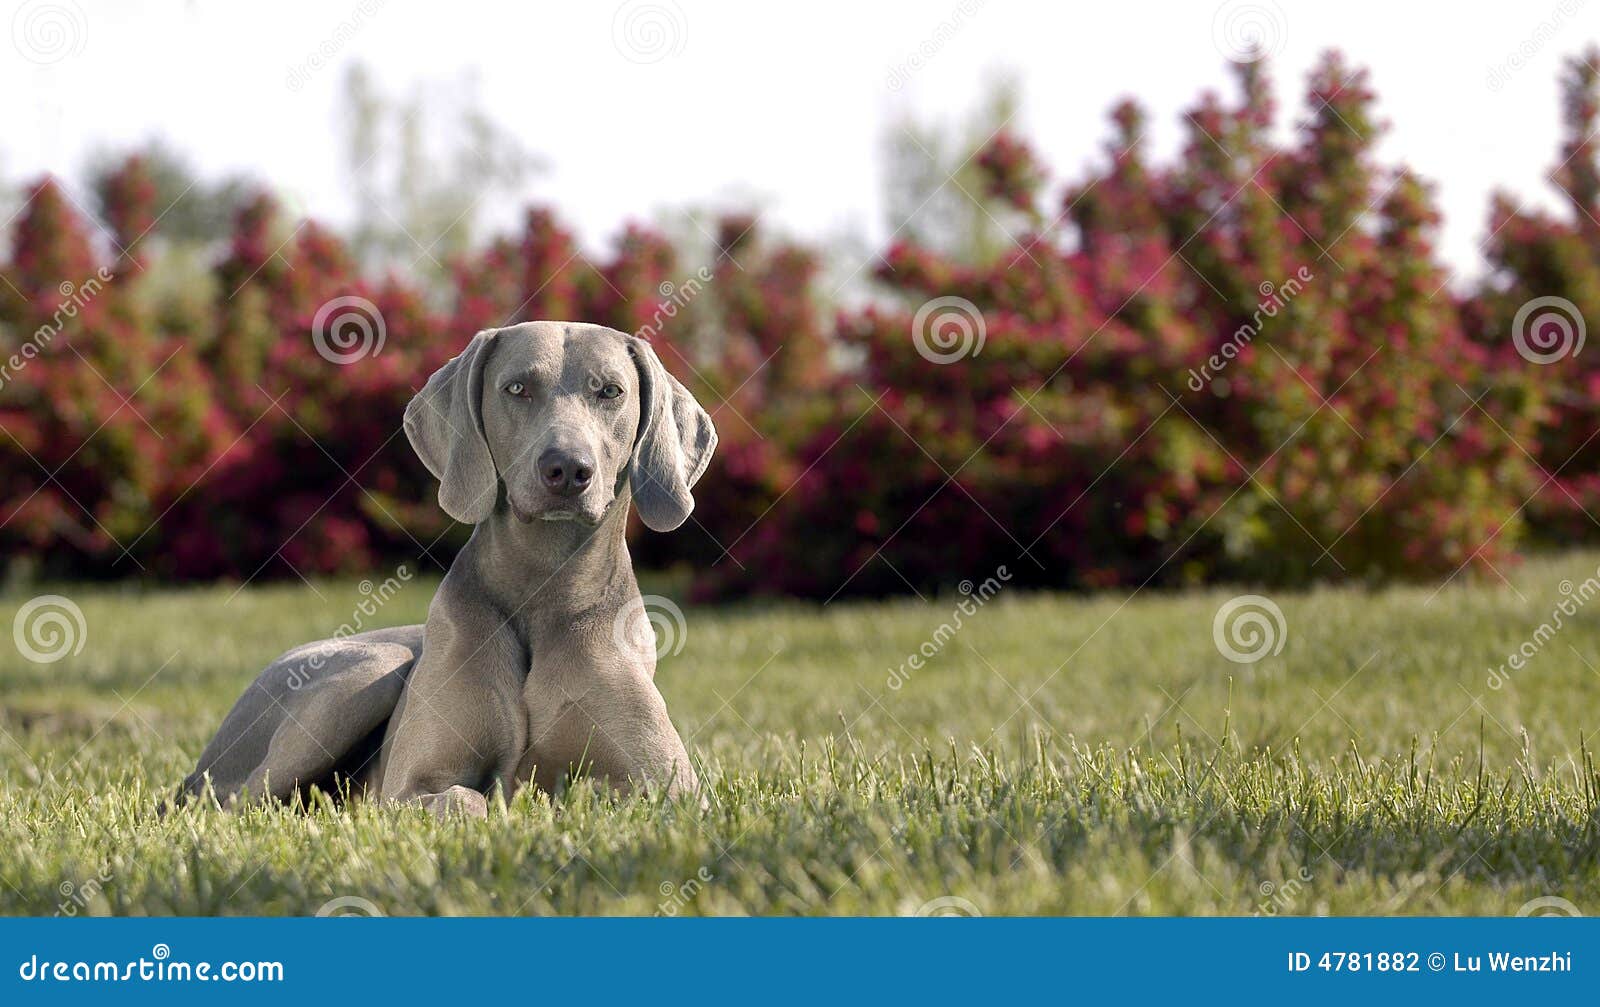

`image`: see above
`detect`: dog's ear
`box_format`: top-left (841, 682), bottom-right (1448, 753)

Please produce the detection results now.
top-left (626, 336), bottom-right (717, 532)
top-left (404, 328), bottom-right (500, 524)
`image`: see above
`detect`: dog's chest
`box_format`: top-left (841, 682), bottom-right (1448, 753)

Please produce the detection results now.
top-left (515, 644), bottom-right (610, 761)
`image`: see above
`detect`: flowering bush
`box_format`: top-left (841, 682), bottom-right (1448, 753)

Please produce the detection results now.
top-left (0, 52), bottom-right (1589, 597)
top-left (709, 56), bottom-right (1541, 597)
top-left (1468, 48), bottom-right (1600, 544)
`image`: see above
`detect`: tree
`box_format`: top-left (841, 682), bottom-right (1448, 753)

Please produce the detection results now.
top-left (339, 63), bottom-right (543, 291)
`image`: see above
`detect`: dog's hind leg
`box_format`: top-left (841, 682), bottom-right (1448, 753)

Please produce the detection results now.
top-left (237, 664), bottom-right (409, 804)
top-left (179, 630), bottom-right (420, 808)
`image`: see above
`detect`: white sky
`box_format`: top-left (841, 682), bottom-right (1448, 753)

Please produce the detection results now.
top-left (5, 0), bottom-right (1599, 282)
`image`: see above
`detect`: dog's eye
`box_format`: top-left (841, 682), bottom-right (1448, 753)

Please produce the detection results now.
top-left (504, 381), bottom-right (527, 397)
top-left (598, 382), bottom-right (624, 400)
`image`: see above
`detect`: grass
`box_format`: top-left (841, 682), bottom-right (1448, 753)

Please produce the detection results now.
top-left (2, 551), bottom-right (1599, 916)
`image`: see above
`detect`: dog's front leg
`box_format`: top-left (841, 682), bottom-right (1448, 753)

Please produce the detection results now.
top-left (572, 670), bottom-right (700, 800)
top-left (376, 593), bottom-right (524, 819)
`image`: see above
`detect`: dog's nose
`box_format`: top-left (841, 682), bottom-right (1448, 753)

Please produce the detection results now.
top-left (538, 447), bottom-right (595, 497)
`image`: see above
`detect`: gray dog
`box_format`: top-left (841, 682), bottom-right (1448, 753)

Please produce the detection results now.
top-left (177, 321), bottom-right (716, 817)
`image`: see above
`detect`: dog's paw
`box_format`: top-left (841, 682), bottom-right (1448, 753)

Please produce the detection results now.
top-left (418, 785), bottom-right (488, 819)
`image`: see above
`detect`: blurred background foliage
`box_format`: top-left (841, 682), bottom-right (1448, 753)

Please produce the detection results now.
top-left (3, 53), bottom-right (1600, 599)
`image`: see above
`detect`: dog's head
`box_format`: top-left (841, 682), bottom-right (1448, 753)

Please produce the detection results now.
top-left (404, 321), bottom-right (717, 532)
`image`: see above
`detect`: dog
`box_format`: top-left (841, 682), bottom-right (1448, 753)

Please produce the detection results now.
top-left (176, 321), bottom-right (716, 817)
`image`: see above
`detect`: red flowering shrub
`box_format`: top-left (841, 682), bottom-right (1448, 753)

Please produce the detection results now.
top-left (0, 51), bottom-right (1586, 596)
top-left (0, 180), bottom-right (237, 576)
top-left (707, 56), bottom-right (1540, 598)
top-left (1468, 48), bottom-right (1600, 543)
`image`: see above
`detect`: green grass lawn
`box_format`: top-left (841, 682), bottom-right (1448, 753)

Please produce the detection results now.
top-left (1, 551), bottom-right (1598, 916)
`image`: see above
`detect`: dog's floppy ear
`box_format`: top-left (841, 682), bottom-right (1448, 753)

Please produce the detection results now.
top-left (404, 328), bottom-right (500, 524)
top-left (626, 336), bottom-right (717, 532)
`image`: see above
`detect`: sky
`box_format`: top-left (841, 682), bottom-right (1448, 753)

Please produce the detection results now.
top-left (4, 0), bottom-right (1599, 283)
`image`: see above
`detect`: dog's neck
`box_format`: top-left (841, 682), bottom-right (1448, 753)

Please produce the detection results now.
top-left (464, 489), bottom-right (638, 621)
